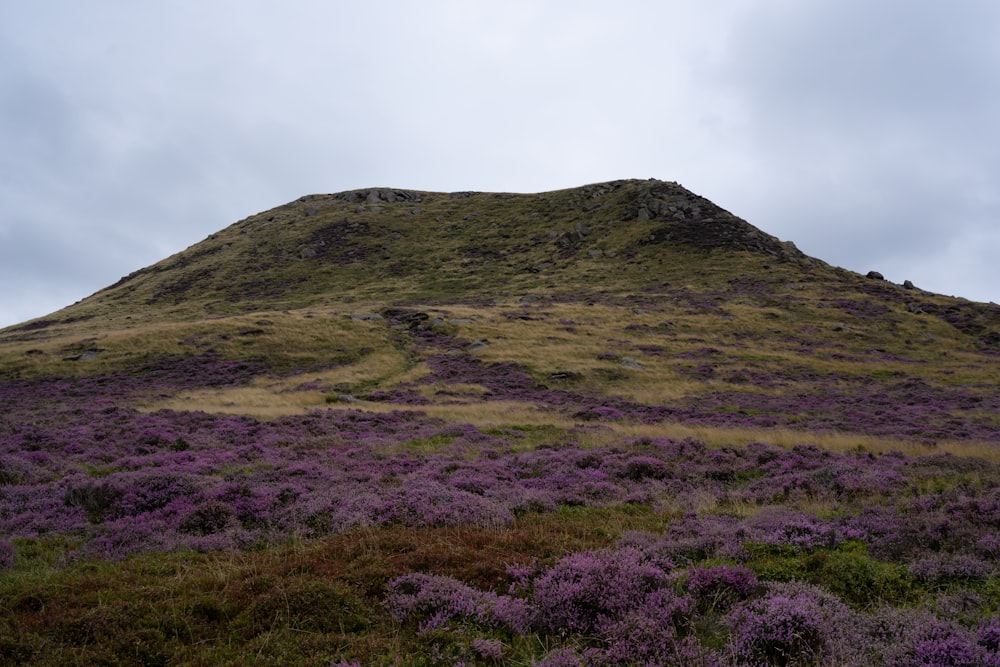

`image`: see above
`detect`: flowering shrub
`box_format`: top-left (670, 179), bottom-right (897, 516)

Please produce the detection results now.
top-left (873, 609), bottom-right (999, 667)
top-left (725, 582), bottom-right (866, 666)
top-left (385, 572), bottom-right (532, 634)
top-left (532, 648), bottom-right (587, 667)
top-left (686, 565), bottom-right (760, 612)
top-left (909, 554), bottom-right (993, 583)
top-left (381, 540), bottom-right (1000, 666)
top-left (600, 589), bottom-right (707, 666)
top-left (531, 547), bottom-right (674, 634)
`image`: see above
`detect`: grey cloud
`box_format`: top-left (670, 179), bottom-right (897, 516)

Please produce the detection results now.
top-left (2, 1), bottom-right (998, 327)
top-left (705, 0), bottom-right (1000, 298)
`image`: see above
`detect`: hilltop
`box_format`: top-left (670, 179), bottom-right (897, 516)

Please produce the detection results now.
top-left (2, 180), bottom-right (1000, 665)
top-left (32, 178), bottom-right (814, 319)
top-left (3, 178), bottom-right (999, 383)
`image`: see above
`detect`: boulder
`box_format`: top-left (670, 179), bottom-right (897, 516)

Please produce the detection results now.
top-left (620, 357), bottom-right (643, 370)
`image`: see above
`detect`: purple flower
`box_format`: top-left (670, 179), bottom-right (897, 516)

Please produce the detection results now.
top-left (686, 565), bottom-right (760, 611)
top-left (531, 648), bottom-right (586, 667)
top-left (470, 637), bottom-right (505, 661)
top-left (531, 547), bottom-right (673, 634)
top-left (726, 582), bottom-right (865, 666)
top-left (384, 573), bottom-right (532, 634)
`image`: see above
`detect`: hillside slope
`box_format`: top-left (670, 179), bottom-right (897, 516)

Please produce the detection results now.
top-left (3, 178), bottom-right (999, 381)
top-left (2, 180), bottom-right (1000, 665)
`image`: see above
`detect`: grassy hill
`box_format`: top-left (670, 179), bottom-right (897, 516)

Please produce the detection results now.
top-left (2, 179), bottom-right (1000, 665)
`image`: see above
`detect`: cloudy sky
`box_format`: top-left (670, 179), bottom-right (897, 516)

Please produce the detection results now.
top-left (2, 1), bottom-right (999, 328)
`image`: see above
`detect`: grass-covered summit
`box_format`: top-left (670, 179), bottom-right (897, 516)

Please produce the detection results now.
top-left (2, 180), bottom-right (1000, 665)
top-left (52, 178), bottom-right (810, 316)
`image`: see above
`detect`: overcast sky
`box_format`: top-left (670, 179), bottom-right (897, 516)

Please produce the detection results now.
top-left (3, 1), bottom-right (999, 328)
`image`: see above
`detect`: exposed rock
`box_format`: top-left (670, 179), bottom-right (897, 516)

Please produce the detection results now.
top-left (339, 188), bottom-right (422, 204)
top-left (63, 348), bottom-right (104, 361)
top-left (466, 340), bottom-right (489, 352)
top-left (349, 313), bottom-right (384, 321)
top-left (382, 309), bottom-right (430, 330)
top-left (636, 184), bottom-right (804, 260)
top-left (620, 357), bottom-right (643, 369)
top-left (903, 280), bottom-right (916, 290)
top-left (866, 271), bottom-right (885, 280)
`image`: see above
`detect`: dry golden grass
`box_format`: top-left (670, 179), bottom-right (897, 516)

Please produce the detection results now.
top-left (143, 385), bottom-right (327, 417)
top-left (601, 422), bottom-right (1000, 461)
top-left (141, 371), bottom-right (1000, 464)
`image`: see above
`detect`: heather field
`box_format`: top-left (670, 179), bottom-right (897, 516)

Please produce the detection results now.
top-left (3, 181), bottom-right (1000, 665)
top-left (3, 309), bottom-right (1000, 665)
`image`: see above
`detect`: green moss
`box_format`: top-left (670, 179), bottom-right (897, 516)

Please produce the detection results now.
top-left (745, 541), bottom-right (915, 608)
top-left (398, 433), bottom-right (458, 453)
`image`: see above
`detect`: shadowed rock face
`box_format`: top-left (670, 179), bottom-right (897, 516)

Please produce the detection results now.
top-left (634, 181), bottom-right (806, 259)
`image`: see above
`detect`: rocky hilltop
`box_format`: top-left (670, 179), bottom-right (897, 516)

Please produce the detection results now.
top-left (16, 180), bottom-right (818, 323)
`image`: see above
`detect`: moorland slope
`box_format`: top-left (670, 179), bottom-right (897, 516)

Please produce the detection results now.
top-left (2, 179), bottom-right (1000, 665)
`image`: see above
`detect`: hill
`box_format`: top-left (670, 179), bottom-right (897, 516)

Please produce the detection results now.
top-left (2, 179), bottom-right (1000, 665)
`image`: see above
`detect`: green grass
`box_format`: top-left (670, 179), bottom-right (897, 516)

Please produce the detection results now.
top-left (744, 540), bottom-right (916, 609)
